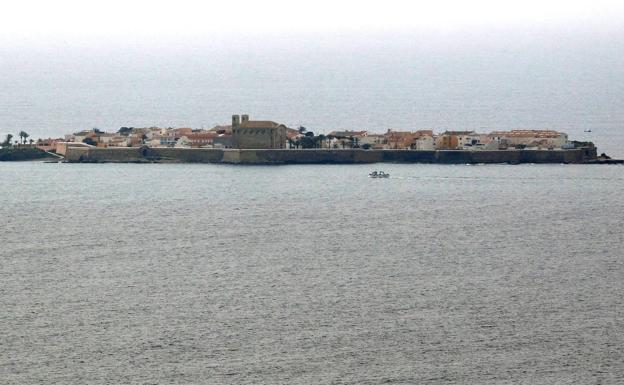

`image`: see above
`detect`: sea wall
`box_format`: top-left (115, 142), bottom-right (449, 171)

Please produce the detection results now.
top-left (64, 147), bottom-right (596, 164)
top-left (149, 148), bottom-right (223, 162)
top-left (64, 147), bottom-right (223, 163)
top-left (224, 148), bottom-right (594, 164)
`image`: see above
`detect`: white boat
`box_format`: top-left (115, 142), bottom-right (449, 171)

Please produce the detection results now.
top-left (369, 171), bottom-right (390, 178)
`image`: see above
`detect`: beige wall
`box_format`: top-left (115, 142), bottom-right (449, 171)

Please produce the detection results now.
top-left (232, 126), bottom-right (286, 149)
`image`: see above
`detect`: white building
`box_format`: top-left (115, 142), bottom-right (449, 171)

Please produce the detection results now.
top-left (488, 130), bottom-right (569, 149)
top-left (414, 135), bottom-right (435, 150)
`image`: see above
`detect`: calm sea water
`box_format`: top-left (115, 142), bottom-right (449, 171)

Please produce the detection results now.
top-left (1, 162), bottom-right (623, 384)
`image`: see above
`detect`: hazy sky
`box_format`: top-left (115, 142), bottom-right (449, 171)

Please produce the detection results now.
top-left (2, 0), bottom-right (624, 44)
top-left (1, 0), bottom-right (623, 154)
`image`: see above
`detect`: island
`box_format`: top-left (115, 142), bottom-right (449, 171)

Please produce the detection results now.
top-left (2, 115), bottom-right (621, 164)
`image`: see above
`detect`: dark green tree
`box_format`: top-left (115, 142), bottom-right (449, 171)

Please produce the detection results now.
top-left (19, 131), bottom-right (29, 145)
top-left (2, 133), bottom-right (13, 147)
top-left (82, 137), bottom-right (97, 146)
top-left (300, 136), bottom-right (316, 149)
top-left (317, 134), bottom-right (326, 148)
top-left (118, 127), bottom-right (134, 136)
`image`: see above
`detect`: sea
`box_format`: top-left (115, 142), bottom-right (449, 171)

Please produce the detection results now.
top-left (1, 29), bottom-right (624, 384)
top-left (1, 162), bottom-right (623, 384)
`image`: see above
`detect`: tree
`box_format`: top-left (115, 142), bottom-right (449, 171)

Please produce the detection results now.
top-left (300, 136), bottom-right (316, 149)
top-left (19, 131), bottom-right (29, 145)
top-left (318, 134), bottom-right (326, 148)
top-left (298, 126), bottom-right (307, 134)
top-left (327, 134), bottom-right (335, 148)
top-left (29, 138), bottom-right (34, 145)
top-left (2, 134), bottom-right (13, 147)
top-left (118, 127), bottom-right (133, 136)
top-left (287, 138), bottom-right (294, 149)
top-left (82, 137), bottom-right (97, 146)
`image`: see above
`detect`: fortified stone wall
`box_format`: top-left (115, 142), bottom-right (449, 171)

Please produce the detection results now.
top-left (65, 147), bottom-right (591, 164)
top-left (233, 149), bottom-right (383, 164)
top-left (233, 149), bottom-right (588, 164)
top-left (152, 148), bottom-right (223, 162)
top-left (65, 147), bottom-right (143, 162)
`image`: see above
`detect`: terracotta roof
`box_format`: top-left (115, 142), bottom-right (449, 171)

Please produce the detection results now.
top-left (187, 132), bottom-right (218, 139)
top-left (208, 125), bottom-right (233, 134)
top-left (489, 130), bottom-right (563, 138)
top-left (442, 131), bottom-right (477, 136)
top-left (210, 125), bottom-right (231, 130)
top-left (415, 130), bottom-right (434, 137)
top-left (239, 120), bottom-right (282, 129)
top-left (286, 131), bottom-right (300, 139)
top-left (328, 130), bottom-right (368, 137)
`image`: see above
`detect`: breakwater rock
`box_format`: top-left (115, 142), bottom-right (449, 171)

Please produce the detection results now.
top-left (0, 147), bottom-right (50, 161)
top-left (63, 146), bottom-right (599, 164)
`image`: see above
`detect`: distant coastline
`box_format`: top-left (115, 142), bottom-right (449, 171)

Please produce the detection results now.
top-left (2, 116), bottom-right (621, 164)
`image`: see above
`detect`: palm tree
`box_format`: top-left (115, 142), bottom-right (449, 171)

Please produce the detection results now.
top-left (2, 133), bottom-right (13, 147)
top-left (318, 134), bottom-right (326, 149)
top-left (29, 139), bottom-right (34, 146)
top-left (298, 126), bottom-right (307, 134)
top-left (326, 134), bottom-right (334, 148)
top-left (18, 131), bottom-right (29, 145)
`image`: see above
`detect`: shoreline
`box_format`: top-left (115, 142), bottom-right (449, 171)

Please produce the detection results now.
top-left (59, 147), bottom-right (609, 165)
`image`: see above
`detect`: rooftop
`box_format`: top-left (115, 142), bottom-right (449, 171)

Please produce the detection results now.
top-left (239, 120), bottom-right (283, 129)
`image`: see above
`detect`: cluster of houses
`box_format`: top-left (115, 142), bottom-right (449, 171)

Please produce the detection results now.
top-left (36, 114), bottom-right (573, 153)
top-left (329, 128), bottom-right (570, 150)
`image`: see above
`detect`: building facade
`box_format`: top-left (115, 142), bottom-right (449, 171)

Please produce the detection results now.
top-left (231, 114), bottom-right (288, 149)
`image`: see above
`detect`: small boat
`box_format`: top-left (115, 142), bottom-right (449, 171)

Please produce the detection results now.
top-left (584, 129), bottom-right (592, 132)
top-left (369, 171), bottom-right (390, 178)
